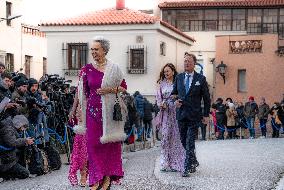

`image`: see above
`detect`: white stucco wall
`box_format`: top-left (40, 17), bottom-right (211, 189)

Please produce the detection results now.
top-left (0, 0), bottom-right (47, 80)
top-left (22, 33), bottom-right (47, 79)
top-left (184, 31), bottom-right (247, 88)
top-left (41, 24), bottom-right (193, 100)
top-left (0, 0), bottom-right (22, 70)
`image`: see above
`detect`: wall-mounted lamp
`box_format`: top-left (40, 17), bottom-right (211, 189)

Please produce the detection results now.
top-left (215, 61), bottom-right (227, 84)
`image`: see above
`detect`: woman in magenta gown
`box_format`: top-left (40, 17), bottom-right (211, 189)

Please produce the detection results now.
top-left (79, 36), bottom-right (127, 190)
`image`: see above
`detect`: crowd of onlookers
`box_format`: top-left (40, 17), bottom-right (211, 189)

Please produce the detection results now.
top-left (121, 92), bottom-right (284, 143)
top-left (209, 95), bottom-right (284, 140)
top-left (122, 91), bottom-right (160, 144)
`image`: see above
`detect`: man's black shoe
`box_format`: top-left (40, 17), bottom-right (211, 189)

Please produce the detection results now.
top-left (182, 171), bottom-right (190, 177)
top-left (189, 166), bottom-right (196, 173)
top-left (193, 160), bottom-right (199, 168)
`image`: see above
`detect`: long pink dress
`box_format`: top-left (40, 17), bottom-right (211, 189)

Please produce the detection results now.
top-left (68, 117), bottom-right (88, 185)
top-left (81, 63), bottom-right (126, 186)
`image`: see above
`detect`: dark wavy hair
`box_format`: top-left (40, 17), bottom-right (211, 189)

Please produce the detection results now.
top-left (157, 63), bottom-right (178, 84)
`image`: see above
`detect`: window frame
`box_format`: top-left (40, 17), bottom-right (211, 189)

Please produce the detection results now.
top-left (204, 9), bottom-right (218, 31)
top-left (218, 9), bottom-right (232, 31)
top-left (67, 43), bottom-right (88, 70)
top-left (25, 55), bottom-right (32, 78)
top-left (5, 53), bottom-right (14, 72)
top-left (127, 45), bottom-right (147, 74)
top-left (237, 69), bottom-right (247, 93)
top-left (43, 57), bottom-right (47, 75)
top-left (162, 8), bottom-right (284, 35)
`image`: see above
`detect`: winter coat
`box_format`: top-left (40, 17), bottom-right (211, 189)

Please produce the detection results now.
top-left (279, 107), bottom-right (284, 123)
top-left (257, 103), bottom-right (270, 120)
top-left (124, 95), bottom-right (138, 123)
top-left (11, 90), bottom-right (29, 116)
top-left (244, 101), bottom-right (259, 118)
top-left (0, 83), bottom-right (12, 99)
top-left (0, 118), bottom-right (26, 172)
top-left (215, 103), bottom-right (227, 124)
top-left (143, 101), bottom-right (154, 121)
top-left (226, 108), bottom-right (236, 127)
top-left (134, 95), bottom-right (145, 118)
top-left (271, 106), bottom-right (284, 124)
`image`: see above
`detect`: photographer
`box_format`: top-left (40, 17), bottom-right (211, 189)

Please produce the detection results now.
top-left (27, 78), bottom-right (43, 103)
top-left (0, 72), bottom-right (13, 99)
top-left (11, 79), bottom-right (29, 116)
top-left (0, 73), bottom-right (20, 120)
top-left (0, 63), bottom-right (6, 80)
top-left (26, 97), bottom-right (49, 147)
top-left (26, 78), bottom-right (50, 147)
top-left (0, 115), bottom-right (33, 180)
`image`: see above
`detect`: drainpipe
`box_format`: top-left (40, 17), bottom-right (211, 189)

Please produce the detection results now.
top-left (175, 40), bottom-right (178, 69)
top-left (212, 59), bottom-right (216, 102)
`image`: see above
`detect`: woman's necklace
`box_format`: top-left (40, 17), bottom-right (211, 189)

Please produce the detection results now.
top-left (93, 61), bottom-right (107, 68)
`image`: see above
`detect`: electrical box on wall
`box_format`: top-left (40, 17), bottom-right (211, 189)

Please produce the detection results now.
top-left (136, 35), bottom-right (143, 43)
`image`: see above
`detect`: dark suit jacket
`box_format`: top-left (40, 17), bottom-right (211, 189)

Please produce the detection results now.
top-left (172, 71), bottom-right (210, 121)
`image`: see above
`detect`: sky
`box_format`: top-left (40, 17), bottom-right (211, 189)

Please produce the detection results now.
top-left (22, 0), bottom-right (156, 25)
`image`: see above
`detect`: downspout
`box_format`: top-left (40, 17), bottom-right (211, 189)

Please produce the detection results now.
top-left (212, 59), bottom-right (216, 102)
top-left (175, 39), bottom-right (178, 69)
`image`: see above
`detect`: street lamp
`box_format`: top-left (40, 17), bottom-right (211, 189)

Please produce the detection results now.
top-left (216, 61), bottom-right (227, 84)
top-left (0, 15), bottom-right (22, 22)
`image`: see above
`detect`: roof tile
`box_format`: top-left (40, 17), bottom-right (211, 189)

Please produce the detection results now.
top-left (159, 0), bottom-right (284, 8)
top-left (41, 8), bottom-right (195, 42)
top-left (41, 8), bottom-right (158, 26)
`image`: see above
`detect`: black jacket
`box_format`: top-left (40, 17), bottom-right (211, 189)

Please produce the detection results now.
top-left (215, 102), bottom-right (227, 124)
top-left (0, 84), bottom-right (12, 99)
top-left (244, 101), bottom-right (259, 118)
top-left (143, 101), bottom-right (154, 121)
top-left (172, 71), bottom-right (210, 121)
top-left (0, 118), bottom-right (26, 172)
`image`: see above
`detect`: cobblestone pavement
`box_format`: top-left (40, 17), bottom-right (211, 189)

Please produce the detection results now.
top-left (0, 145), bottom-right (184, 190)
top-left (155, 138), bottom-right (284, 190)
top-left (1, 138), bottom-right (284, 190)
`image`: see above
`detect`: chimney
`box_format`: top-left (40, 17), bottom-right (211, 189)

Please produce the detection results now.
top-left (116, 0), bottom-right (125, 10)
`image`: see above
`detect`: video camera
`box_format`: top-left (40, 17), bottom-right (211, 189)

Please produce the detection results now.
top-left (40, 74), bottom-right (72, 94)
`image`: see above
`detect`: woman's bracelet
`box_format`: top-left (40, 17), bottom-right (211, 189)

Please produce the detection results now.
top-left (109, 87), bottom-right (119, 93)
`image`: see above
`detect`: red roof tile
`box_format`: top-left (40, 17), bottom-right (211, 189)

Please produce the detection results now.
top-left (41, 8), bottom-right (158, 26)
top-left (159, 0), bottom-right (284, 8)
top-left (41, 8), bottom-right (195, 42)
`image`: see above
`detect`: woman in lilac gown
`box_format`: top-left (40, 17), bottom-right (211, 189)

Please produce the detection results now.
top-left (79, 37), bottom-right (127, 190)
top-left (156, 63), bottom-right (185, 172)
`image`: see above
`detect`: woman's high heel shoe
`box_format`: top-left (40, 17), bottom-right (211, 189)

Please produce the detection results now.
top-left (68, 174), bottom-right (78, 186)
top-left (102, 176), bottom-right (111, 190)
top-left (79, 168), bottom-right (87, 187)
top-left (90, 183), bottom-right (100, 190)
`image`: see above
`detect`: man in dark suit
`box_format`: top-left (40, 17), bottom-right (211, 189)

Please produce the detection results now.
top-left (171, 53), bottom-right (210, 177)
